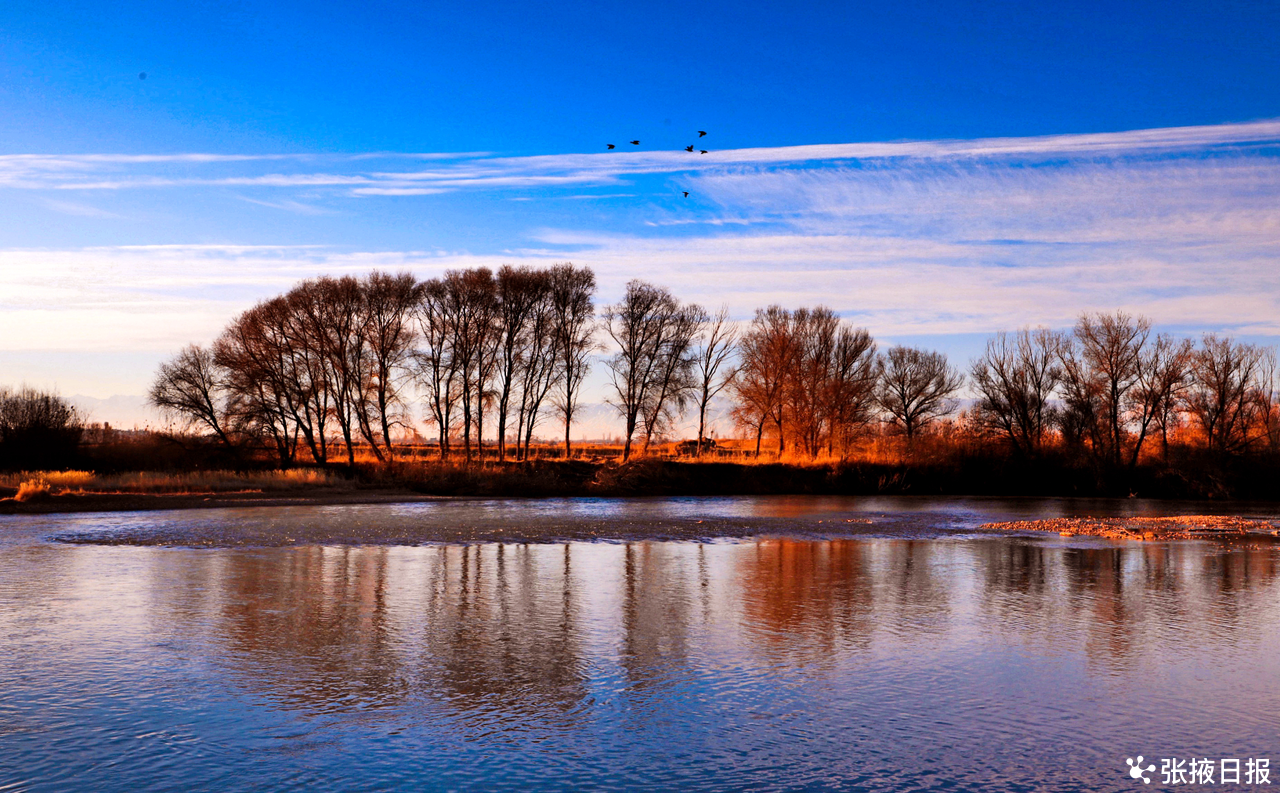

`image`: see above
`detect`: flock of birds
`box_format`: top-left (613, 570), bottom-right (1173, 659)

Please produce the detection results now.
top-left (606, 130), bottom-right (709, 198)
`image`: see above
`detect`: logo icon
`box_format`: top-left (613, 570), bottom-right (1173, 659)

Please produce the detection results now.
top-left (1127, 756), bottom-right (1156, 784)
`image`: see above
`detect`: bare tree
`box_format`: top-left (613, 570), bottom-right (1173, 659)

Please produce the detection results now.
top-left (877, 346), bottom-right (964, 440)
top-left (692, 305), bottom-right (737, 455)
top-left (493, 265), bottom-right (551, 461)
top-left (360, 271), bottom-right (423, 461)
top-left (214, 302), bottom-right (299, 465)
top-left (0, 388), bottom-right (84, 469)
top-left (729, 356), bottom-right (772, 458)
top-left (735, 306), bottom-right (796, 456)
top-left (257, 296), bottom-right (326, 463)
top-left (605, 280), bottom-right (679, 461)
top-left (311, 275), bottom-right (366, 466)
top-left (149, 344), bottom-right (235, 448)
top-left (548, 263), bottom-right (596, 458)
top-left (1064, 311), bottom-right (1150, 465)
top-left (281, 281), bottom-right (337, 464)
top-left (515, 283), bottom-right (559, 459)
top-left (825, 325), bottom-right (878, 457)
top-left (1255, 349), bottom-right (1280, 454)
top-left (788, 307), bottom-right (840, 457)
top-left (638, 301), bottom-right (702, 454)
top-left (729, 306), bottom-right (876, 459)
top-left (438, 268), bottom-right (489, 462)
top-left (154, 271), bottom-right (1280, 473)
top-left (1129, 333), bottom-right (1195, 466)
top-left (970, 329), bottom-right (1067, 457)
top-left (1188, 333), bottom-right (1264, 454)
top-left (415, 277), bottom-right (461, 460)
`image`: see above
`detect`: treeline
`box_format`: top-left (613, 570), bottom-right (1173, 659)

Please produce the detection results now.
top-left (0, 388), bottom-right (83, 470)
top-left (728, 309), bottom-right (1279, 469)
top-left (151, 266), bottom-right (597, 466)
top-left (150, 265), bottom-right (1280, 474)
top-left (969, 321), bottom-right (1279, 468)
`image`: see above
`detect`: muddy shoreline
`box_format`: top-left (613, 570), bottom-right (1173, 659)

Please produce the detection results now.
top-left (5, 480), bottom-right (1280, 548)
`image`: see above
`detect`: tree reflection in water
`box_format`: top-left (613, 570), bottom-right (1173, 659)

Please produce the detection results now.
top-left (7, 527), bottom-right (1280, 791)
top-left (186, 544), bottom-right (592, 731)
top-left (144, 537), bottom-right (1280, 722)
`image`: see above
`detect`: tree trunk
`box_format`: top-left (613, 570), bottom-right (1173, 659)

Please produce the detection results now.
top-left (497, 409), bottom-right (507, 461)
top-left (341, 423), bottom-right (356, 466)
top-left (696, 403), bottom-right (708, 458)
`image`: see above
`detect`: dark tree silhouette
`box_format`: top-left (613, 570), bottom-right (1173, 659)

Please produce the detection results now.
top-left (824, 324), bottom-right (878, 457)
top-left (0, 388), bottom-right (83, 470)
top-left (1188, 333), bottom-right (1265, 454)
top-left (493, 266), bottom-right (552, 460)
top-left (415, 277), bottom-right (461, 460)
top-left (692, 306), bottom-right (737, 455)
top-left (971, 329), bottom-right (1066, 457)
top-left (1129, 333), bottom-right (1195, 465)
top-left (359, 271), bottom-right (424, 461)
top-left (604, 281), bottom-right (701, 460)
top-left (877, 346), bottom-right (964, 440)
top-left (149, 344), bottom-right (235, 449)
top-left (1061, 312), bottom-right (1149, 466)
top-left (732, 307), bottom-right (795, 456)
top-left (547, 263), bottom-right (596, 458)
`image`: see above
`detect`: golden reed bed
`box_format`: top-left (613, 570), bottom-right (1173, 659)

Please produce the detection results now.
top-left (983, 515), bottom-right (1280, 540)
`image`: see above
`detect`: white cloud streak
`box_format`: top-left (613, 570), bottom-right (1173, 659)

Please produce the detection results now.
top-left (3, 119), bottom-right (1279, 194)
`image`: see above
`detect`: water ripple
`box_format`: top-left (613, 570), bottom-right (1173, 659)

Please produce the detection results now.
top-left (3, 498), bottom-right (1280, 790)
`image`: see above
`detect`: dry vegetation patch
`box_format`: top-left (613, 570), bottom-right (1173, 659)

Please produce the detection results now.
top-left (0, 468), bottom-right (349, 497)
top-left (983, 515), bottom-right (1280, 540)
top-left (14, 479), bottom-right (52, 502)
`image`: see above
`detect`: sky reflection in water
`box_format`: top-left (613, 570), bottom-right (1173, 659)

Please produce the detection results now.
top-left (2, 499), bottom-right (1280, 791)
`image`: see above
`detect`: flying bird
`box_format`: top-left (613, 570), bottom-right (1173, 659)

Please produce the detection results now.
top-left (699, 150), bottom-right (708, 154)
top-left (139, 72), bottom-right (147, 80)
top-left (685, 145), bottom-right (694, 152)
top-left (607, 144), bottom-right (615, 149)
top-left (630, 140), bottom-right (640, 145)
top-left (682, 191), bottom-right (689, 197)
top-left (698, 130), bottom-right (706, 137)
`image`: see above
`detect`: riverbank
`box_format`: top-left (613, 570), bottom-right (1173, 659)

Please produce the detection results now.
top-left (0, 459), bottom-right (886, 515)
top-left (0, 487), bottom-right (442, 515)
top-left (3, 455), bottom-right (1280, 515)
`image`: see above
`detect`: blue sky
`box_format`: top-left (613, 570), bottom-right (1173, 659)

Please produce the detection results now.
top-left (5, 0), bottom-right (1278, 153)
top-left (1, 0), bottom-right (1279, 430)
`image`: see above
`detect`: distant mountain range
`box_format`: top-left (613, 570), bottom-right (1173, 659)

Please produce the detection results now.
top-left (70, 394), bottom-right (159, 430)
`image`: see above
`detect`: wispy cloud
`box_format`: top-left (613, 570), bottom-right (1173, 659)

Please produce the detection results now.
top-left (237, 196), bottom-right (336, 215)
top-left (4, 119), bottom-right (1279, 195)
top-left (2, 120), bottom-right (1280, 386)
top-left (40, 198), bottom-right (125, 218)
top-left (350, 187), bottom-right (447, 196)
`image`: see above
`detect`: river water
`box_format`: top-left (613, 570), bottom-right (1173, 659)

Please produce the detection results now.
top-left (2, 496), bottom-right (1279, 791)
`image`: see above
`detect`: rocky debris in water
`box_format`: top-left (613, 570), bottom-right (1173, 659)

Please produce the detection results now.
top-left (983, 515), bottom-right (1280, 540)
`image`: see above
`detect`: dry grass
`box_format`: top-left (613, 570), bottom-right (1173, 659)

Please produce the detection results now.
top-left (0, 468), bottom-right (348, 495)
top-left (14, 479), bottom-right (52, 502)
